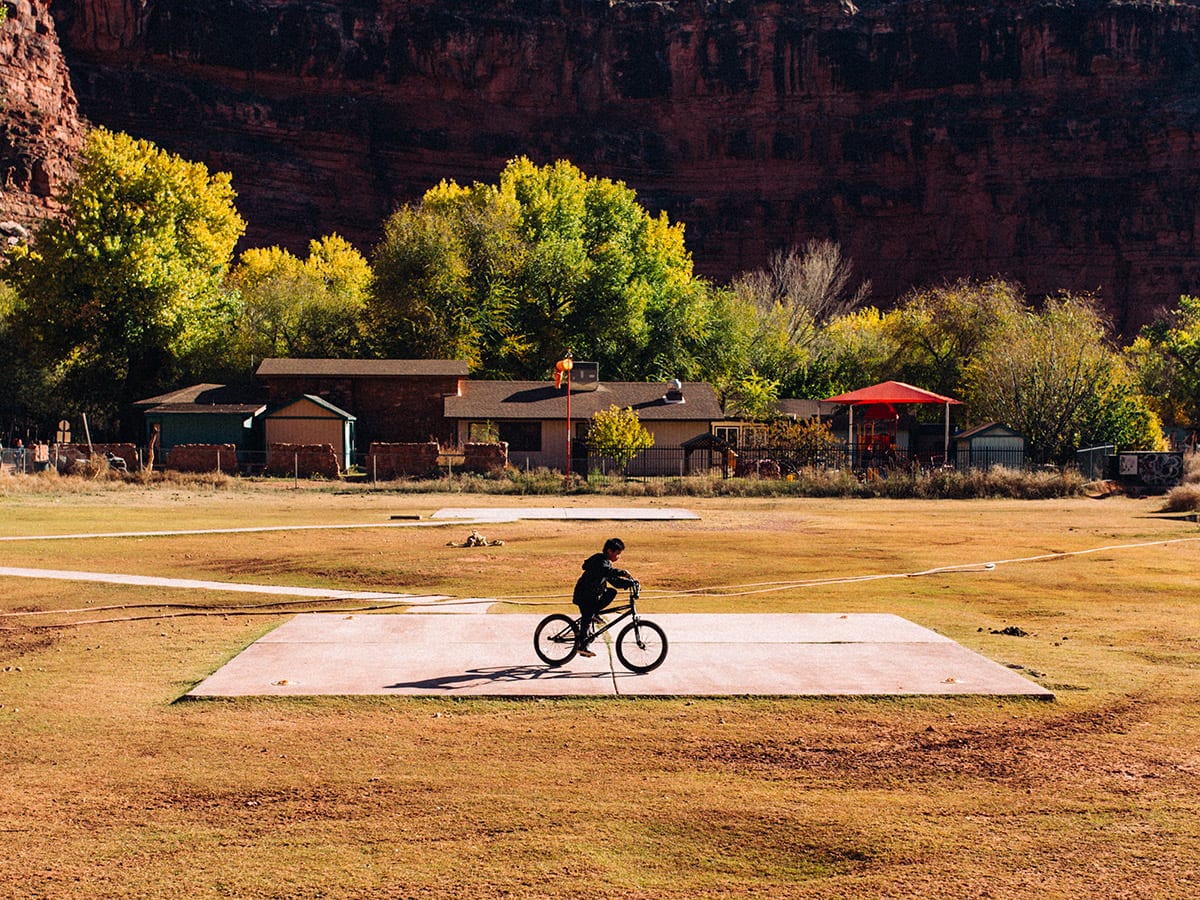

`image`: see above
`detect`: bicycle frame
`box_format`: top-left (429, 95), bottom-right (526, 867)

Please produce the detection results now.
top-left (580, 584), bottom-right (641, 644)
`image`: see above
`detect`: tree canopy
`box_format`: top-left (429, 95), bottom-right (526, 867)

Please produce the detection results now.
top-left (963, 294), bottom-right (1162, 462)
top-left (3, 128), bottom-right (245, 433)
top-left (1128, 294), bottom-right (1200, 434)
top-left (368, 157), bottom-right (722, 381)
top-left (729, 241), bottom-right (870, 397)
top-left (227, 234), bottom-right (371, 368)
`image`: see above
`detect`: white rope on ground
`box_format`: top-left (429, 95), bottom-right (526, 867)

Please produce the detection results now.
top-left (3, 534), bottom-right (1196, 627)
top-left (489, 534), bottom-right (1200, 602)
top-left (0, 519), bottom-right (479, 542)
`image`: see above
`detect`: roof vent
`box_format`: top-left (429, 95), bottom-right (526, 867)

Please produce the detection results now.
top-left (663, 379), bottom-right (685, 404)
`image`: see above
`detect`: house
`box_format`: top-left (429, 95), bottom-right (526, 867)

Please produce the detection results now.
top-left (135, 383), bottom-right (268, 466)
top-left (954, 422), bottom-right (1026, 470)
top-left (444, 378), bottom-right (723, 474)
top-left (255, 358), bottom-right (468, 446)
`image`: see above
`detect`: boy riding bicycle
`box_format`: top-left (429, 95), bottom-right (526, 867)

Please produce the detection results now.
top-left (572, 537), bottom-right (637, 658)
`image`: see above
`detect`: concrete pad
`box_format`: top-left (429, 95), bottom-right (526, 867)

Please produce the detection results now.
top-left (431, 507), bottom-right (699, 521)
top-left (187, 613), bottom-right (1052, 699)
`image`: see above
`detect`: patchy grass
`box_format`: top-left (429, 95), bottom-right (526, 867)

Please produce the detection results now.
top-left (0, 485), bottom-right (1198, 898)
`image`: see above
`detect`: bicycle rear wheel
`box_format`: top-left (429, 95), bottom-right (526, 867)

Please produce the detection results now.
top-left (615, 619), bottom-right (668, 673)
top-left (534, 614), bottom-right (580, 667)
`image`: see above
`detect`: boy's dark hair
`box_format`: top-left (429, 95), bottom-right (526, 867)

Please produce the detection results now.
top-left (603, 538), bottom-right (625, 554)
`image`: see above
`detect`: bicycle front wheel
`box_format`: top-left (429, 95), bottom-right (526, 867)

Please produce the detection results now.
top-left (615, 619), bottom-right (668, 673)
top-left (534, 614), bottom-right (580, 667)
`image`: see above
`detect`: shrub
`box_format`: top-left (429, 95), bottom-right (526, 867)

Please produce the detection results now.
top-left (1163, 482), bottom-right (1200, 512)
top-left (1163, 452), bottom-right (1200, 511)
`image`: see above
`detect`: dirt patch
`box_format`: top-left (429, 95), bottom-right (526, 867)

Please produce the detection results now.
top-left (694, 697), bottom-right (1196, 790)
top-left (0, 626), bottom-right (57, 657)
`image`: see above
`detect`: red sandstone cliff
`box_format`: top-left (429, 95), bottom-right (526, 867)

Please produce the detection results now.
top-left (44, 0), bottom-right (1200, 332)
top-left (0, 0), bottom-right (83, 226)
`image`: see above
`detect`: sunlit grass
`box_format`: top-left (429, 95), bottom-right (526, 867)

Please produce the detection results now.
top-left (0, 485), bottom-right (1198, 897)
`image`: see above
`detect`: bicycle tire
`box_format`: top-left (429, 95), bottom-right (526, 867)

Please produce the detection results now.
top-left (534, 613), bottom-right (580, 667)
top-left (615, 619), bottom-right (668, 673)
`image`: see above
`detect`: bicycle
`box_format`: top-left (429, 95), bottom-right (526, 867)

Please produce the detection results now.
top-left (533, 582), bottom-right (668, 673)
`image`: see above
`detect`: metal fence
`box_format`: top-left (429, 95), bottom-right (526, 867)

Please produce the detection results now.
top-left (4, 441), bottom-right (1055, 481)
top-left (0, 448), bottom-right (30, 474)
top-left (1075, 445), bottom-right (1115, 480)
top-left (585, 443), bottom-right (1034, 481)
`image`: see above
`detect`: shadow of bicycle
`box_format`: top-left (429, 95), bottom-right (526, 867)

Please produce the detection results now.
top-left (386, 663), bottom-right (614, 691)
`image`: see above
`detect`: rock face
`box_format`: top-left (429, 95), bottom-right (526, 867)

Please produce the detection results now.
top-left (46, 0), bottom-right (1200, 332)
top-left (0, 0), bottom-right (83, 226)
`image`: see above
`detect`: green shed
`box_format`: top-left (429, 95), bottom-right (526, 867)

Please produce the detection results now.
top-left (136, 384), bottom-right (267, 466)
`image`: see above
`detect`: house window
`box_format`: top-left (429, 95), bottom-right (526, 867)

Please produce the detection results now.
top-left (713, 424), bottom-right (767, 448)
top-left (468, 421), bottom-right (500, 443)
top-left (713, 426), bottom-right (740, 445)
top-left (498, 421), bottom-right (541, 452)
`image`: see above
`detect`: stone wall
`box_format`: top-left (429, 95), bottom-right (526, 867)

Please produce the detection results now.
top-left (366, 442), bottom-right (439, 480)
top-left (462, 442), bottom-right (508, 475)
top-left (165, 443), bottom-right (239, 474)
top-left (265, 442), bottom-right (340, 479)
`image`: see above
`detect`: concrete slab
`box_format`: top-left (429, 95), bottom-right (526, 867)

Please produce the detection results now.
top-left (187, 613), bottom-right (1052, 699)
top-left (431, 507), bottom-right (700, 521)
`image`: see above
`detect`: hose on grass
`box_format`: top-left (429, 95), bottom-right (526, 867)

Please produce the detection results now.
top-left (4, 534), bottom-right (1198, 628)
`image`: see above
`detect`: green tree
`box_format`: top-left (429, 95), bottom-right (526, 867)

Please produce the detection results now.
top-left (3, 128), bottom-right (245, 435)
top-left (369, 158), bottom-right (719, 380)
top-left (814, 307), bottom-right (903, 397)
top-left (964, 294), bottom-right (1162, 462)
top-left (1127, 294), bottom-right (1200, 432)
top-left (887, 278), bottom-right (1025, 397)
top-left (764, 417), bottom-right (841, 457)
top-left (228, 234), bottom-right (371, 366)
top-left (367, 180), bottom-right (516, 367)
top-left (586, 404), bottom-right (655, 473)
top-left (732, 240), bottom-right (869, 347)
top-left (723, 370), bottom-right (781, 422)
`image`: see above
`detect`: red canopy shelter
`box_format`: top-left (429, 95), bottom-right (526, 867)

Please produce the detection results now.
top-left (823, 381), bottom-right (962, 462)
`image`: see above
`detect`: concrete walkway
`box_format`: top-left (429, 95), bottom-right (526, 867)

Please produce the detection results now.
top-left (430, 506), bottom-right (700, 522)
top-left (187, 612), bottom-right (1053, 699)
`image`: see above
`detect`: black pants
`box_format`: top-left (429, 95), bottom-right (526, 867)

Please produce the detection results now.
top-left (575, 587), bottom-right (617, 641)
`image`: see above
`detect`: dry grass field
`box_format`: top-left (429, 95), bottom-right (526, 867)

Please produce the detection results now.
top-left (1, 479), bottom-right (1198, 898)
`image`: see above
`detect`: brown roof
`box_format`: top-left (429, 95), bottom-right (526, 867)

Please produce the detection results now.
top-left (776, 399), bottom-right (838, 419)
top-left (445, 381), bottom-right (722, 421)
top-left (146, 403), bottom-right (266, 416)
top-left (135, 383), bottom-right (267, 409)
top-left (256, 358), bottom-right (468, 378)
